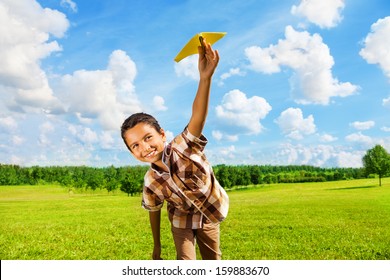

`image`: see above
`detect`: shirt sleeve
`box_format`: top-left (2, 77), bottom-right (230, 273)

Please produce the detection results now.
top-left (173, 127), bottom-right (208, 157)
top-left (142, 188), bottom-right (164, 212)
top-left (141, 172), bottom-right (164, 212)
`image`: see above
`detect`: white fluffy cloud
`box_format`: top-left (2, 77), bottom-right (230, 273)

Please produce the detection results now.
top-left (319, 133), bottom-right (338, 142)
top-left (336, 151), bottom-right (364, 168)
top-left (220, 68), bottom-right (245, 80)
top-left (0, 1), bottom-right (145, 165)
top-left (100, 131), bottom-right (115, 149)
top-left (0, 116), bottom-right (18, 132)
top-left (0, 0), bottom-right (68, 113)
top-left (277, 143), bottom-right (331, 166)
top-left (276, 143), bottom-right (364, 167)
top-left (215, 89), bottom-right (272, 135)
top-left (245, 26), bottom-right (358, 105)
top-left (207, 141), bottom-right (367, 167)
top-left (275, 107), bottom-right (316, 140)
top-left (58, 50), bottom-right (141, 130)
top-left (212, 130), bottom-right (239, 142)
top-left (78, 128), bottom-right (99, 145)
top-left (383, 96), bottom-right (390, 108)
top-left (153, 96), bottom-right (168, 111)
top-left (38, 121), bottom-right (55, 146)
top-left (219, 67), bottom-right (246, 85)
top-left (360, 17), bottom-right (390, 81)
top-left (0, 0), bottom-right (141, 131)
top-left (60, 0), bottom-right (77, 12)
top-left (68, 124), bottom-right (104, 146)
top-left (12, 135), bottom-right (25, 146)
top-left (174, 56), bottom-right (198, 80)
top-left (291, 0), bottom-right (345, 28)
top-left (350, 121), bottom-right (375, 130)
top-left (345, 132), bottom-right (373, 148)
top-left (220, 145), bottom-right (236, 159)
top-left (39, 121), bottom-right (54, 134)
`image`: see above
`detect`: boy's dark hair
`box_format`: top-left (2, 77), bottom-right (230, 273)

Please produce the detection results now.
top-left (121, 112), bottom-right (162, 151)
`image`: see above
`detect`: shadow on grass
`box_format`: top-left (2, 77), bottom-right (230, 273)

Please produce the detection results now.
top-left (327, 185), bottom-right (378, 191)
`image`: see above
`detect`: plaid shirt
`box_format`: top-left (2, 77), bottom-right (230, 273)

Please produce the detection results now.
top-left (142, 128), bottom-right (229, 229)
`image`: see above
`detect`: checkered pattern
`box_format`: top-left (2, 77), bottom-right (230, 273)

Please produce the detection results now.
top-left (142, 128), bottom-right (229, 229)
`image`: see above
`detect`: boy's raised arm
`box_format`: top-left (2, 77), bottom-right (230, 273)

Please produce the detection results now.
top-left (187, 40), bottom-right (220, 138)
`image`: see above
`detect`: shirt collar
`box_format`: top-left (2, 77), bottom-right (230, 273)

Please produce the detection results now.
top-left (150, 142), bottom-right (170, 175)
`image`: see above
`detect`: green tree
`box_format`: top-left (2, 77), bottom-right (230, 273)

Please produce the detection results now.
top-left (0, 165), bottom-right (18, 185)
top-left (362, 145), bottom-right (390, 186)
top-left (104, 166), bottom-right (119, 193)
top-left (120, 172), bottom-right (142, 196)
top-left (215, 165), bottom-right (232, 189)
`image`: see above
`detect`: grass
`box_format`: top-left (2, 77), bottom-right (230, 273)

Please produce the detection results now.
top-left (0, 178), bottom-right (389, 260)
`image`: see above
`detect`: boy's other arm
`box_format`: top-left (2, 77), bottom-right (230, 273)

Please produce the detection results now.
top-left (149, 210), bottom-right (162, 260)
top-left (187, 41), bottom-right (220, 138)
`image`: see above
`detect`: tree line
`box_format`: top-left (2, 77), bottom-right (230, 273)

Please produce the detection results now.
top-left (0, 163), bottom-right (371, 194)
top-left (0, 164), bottom-right (148, 196)
top-left (213, 164), bottom-right (368, 189)
top-left (1, 144), bottom-right (389, 194)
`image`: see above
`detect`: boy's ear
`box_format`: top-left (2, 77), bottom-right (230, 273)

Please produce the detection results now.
top-left (159, 128), bottom-right (167, 141)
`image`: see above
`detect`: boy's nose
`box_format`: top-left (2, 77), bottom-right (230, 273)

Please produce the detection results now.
top-left (141, 142), bottom-right (151, 152)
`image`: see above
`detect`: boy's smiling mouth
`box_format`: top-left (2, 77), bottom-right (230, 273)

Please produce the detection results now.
top-left (144, 149), bottom-right (157, 159)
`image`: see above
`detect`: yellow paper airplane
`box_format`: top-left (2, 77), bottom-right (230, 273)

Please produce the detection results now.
top-left (174, 32), bottom-right (227, 62)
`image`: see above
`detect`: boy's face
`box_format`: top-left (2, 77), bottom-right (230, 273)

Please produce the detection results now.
top-left (123, 123), bottom-right (166, 164)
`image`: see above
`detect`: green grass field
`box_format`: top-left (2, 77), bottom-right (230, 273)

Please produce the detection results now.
top-left (1, 178), bottom-right (389, 260)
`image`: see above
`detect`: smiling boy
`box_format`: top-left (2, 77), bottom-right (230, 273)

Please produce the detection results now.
top-left (121, 39), bottom-right (229, 260)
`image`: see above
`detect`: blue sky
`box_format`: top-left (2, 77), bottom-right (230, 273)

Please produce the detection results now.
top-left (0, 0), bottom-right (389, 167)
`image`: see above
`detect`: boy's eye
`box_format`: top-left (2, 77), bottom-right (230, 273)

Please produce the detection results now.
top-left (132, 144), bottom-right (139, 150)
top-left (145, 135), bottom-right (152, 141)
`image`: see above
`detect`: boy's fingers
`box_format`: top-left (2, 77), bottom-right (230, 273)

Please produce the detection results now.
top-left (198, 45), bottom-right (205, 55)
top-left (198, 38), bottom-right (219, 67)
top-left (215, 49), bottom-right (220, 62)
top-left (199, 36), bottom-right (206, 47)
top-left (207, 48), bottom-right (218, 61)
top-left (198, 36), bottom-right (206, 55)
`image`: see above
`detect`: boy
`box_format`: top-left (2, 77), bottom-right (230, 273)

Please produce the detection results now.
top-left (121, 39), bottom-right (229, 260)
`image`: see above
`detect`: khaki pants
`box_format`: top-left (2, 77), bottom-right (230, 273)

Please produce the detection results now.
top-left (171, 222), bottom-right (221, 260)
